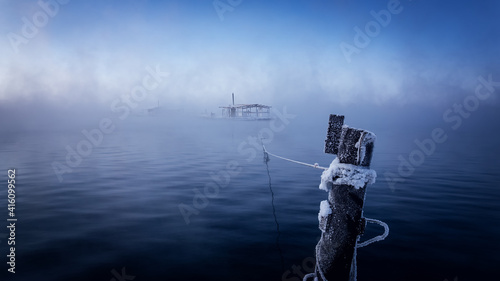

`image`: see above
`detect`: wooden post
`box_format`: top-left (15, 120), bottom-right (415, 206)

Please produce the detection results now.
top-left (313, 114), bottom-right (376, 281)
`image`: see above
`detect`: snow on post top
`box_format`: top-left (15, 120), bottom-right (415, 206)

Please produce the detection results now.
top-left (319, 158), bottom-right (377, 191)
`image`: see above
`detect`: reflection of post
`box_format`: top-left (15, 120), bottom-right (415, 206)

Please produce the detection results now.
top-left (314, 114), bottom-right (376, 281)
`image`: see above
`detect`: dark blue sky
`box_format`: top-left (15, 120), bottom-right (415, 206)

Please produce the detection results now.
top-left (1, 0), bottom-right (499, 112)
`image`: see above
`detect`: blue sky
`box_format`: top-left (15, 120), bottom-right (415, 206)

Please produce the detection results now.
top-left (1, 0), bottom-right (499, 114)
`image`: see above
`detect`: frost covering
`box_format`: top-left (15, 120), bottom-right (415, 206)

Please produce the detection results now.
top-left (319, 158), bottom-right (377, 191)
top-left (355, 130), bottom-right (376, 166)
top-left (318, 200), bottom-right (332, 222)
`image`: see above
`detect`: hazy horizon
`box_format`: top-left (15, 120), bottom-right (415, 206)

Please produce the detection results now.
top-left (1, 0), bottom-right (499, 131)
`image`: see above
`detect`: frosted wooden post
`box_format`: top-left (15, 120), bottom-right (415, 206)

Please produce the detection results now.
top-left (313, 114), bottom-right (376, 281)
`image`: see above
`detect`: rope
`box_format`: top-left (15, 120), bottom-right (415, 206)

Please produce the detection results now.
top-left (303, 273), bottom-right (317, 281)
top-left (349, 244), bottom-right (357, 281)
top-left (357, 218), bottom-right (389, 248)
top-left (263, 146), bottom-right (285, 272)
top-left (314, 242), bottom-right (328, 281)
top-left (262, 145), bottom-right (328, 170)
top-left (303, 218), bottom-right (389, 281)
top-left (348, 218), bottom-right (389, 281)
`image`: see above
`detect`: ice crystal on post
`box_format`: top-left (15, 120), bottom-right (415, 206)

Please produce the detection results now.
top-left (319, 158), bottom-right (377, 191)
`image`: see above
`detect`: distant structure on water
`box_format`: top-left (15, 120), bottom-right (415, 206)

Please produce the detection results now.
top-left (137, 100), bottom-right (183, 117)
top-left (218, 93), bottom-right (272, 120)
top-left (147, 100), bottom-right (160, 115)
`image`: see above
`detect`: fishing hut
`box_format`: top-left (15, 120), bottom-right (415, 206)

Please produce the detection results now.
top-left (219, 93), bottom-right (272, 120)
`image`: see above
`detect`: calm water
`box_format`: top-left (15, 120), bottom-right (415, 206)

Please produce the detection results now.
top-left (0, 113), bottom-right (499, 281)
